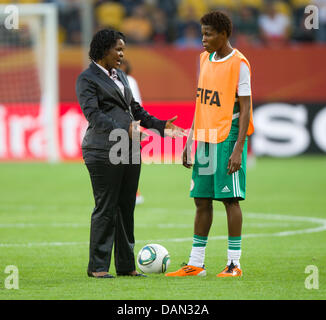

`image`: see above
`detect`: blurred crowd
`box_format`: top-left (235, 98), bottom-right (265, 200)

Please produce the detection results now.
top-left (1, 0), bottom-right (326, 46)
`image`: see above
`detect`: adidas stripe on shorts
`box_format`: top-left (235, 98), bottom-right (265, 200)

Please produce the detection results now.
top-left (190, 139), bottom-right (248, 201)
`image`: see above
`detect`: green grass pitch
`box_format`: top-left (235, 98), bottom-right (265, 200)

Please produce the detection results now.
top-left (0, 156), bottom-right (325, 300)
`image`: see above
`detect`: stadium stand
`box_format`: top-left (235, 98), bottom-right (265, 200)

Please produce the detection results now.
top-left (0, 0), bottom-right (323, 45)
top-left (95, 1), bottom-right (125, 30)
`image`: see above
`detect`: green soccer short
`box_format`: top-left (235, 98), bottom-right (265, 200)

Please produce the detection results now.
top-left (190, 139), bottom-right (248, 201)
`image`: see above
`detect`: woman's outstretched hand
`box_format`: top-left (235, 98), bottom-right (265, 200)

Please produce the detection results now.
top-left (164, 116), bottom-right (187, 138)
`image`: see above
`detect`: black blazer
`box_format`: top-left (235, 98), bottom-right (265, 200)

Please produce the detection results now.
top-left (76, 62), bottom-right (166, 151)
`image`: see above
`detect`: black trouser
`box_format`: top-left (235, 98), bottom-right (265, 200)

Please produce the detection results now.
top-left (85, 162), bottom-right (141, 274)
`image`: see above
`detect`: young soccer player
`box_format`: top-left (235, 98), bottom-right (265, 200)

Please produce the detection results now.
top-left (166, 11), bottom-right (254, 277)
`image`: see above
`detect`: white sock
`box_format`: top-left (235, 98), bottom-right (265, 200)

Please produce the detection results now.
top-left (227, 249), bottom-right (241, 268)
top-left (188, 246), bottom-right (206, 268)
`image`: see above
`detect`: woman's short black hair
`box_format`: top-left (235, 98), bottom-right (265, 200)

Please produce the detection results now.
top-left (200, 11), bottom-right (232, 38)
top-left (89, 29), bottom-right (126, 62)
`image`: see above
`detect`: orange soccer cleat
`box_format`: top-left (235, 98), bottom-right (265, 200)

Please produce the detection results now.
top-left (217, 262), bottom-right (242, 277)
top-left (165, 264), bottom-right (206, 277)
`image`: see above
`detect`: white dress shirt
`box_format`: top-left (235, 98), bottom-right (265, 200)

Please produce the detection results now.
top-left (92, 60), bottom-right (125, 97)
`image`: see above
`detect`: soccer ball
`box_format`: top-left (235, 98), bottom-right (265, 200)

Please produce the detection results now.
top-left (137, 244), bottom-right (170, 274)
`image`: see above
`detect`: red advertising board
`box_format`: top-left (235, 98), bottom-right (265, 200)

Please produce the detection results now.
top-left (0, 104), bottom-right (46, 160)
top-left (1, 101), bottom-right (325, 161)
top-left (0, 102), bottom-right (195, 161)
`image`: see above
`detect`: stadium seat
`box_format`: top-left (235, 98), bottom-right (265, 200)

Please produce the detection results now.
top-left (178, 0), bottom-right (208, 21)
top-left (95, 2), bottom-right (125, 30)
top-left (17, 0), bottom-right (41, 3)
top-left (58, 26), bottom-right (67, 45)
top-left (290, 0), bottom-right (311, 9)
top-left (240, 0), bottom-right (264, 10)
top-left (121, 11), bottom-right (153, 43)
top-left (206, 0), bottom-right (236, 10)
top-left (274, 1), bottom-right (292, 17)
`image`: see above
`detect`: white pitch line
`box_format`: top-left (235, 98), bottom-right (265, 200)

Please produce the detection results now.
top-left (0, 241), bottom-right (89, 248)
top-left (0, 223), bottom-right (89, 228)
top-left (0, 212), bottom-right (325, 248)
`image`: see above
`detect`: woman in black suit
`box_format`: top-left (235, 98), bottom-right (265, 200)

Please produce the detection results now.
top-left (76, 29), bottom-right (185, 278)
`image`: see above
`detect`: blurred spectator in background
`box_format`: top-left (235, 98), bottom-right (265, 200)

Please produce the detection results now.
top-left (156, 0), bottom-right (178, 19)
top-left (155, 0), bottom-right (179, 42)
top-left (178, 0), bottom-right (207, 22)
top-left (258, 1), bottom-right (291, 46)
top-left (175, 21), bottom-right (202, 48)
top-left (234, 6), bottom-right (260, 46)
top-left (149, 7), bottom-right (171, 44)
top-left (94, 1), bottom-right (126, 31)
top-left (206, 0), bottom-right (236, 13)
top-left (238, 0), bottom-right (263, 14)
top-left (46, 0), bottom-right (81, 45)
top-left (31, 0), bottom-right (326, 46)
top-left (313, 0), bottom-right (326, 42)
top-left (205, 0), bottom-right (237, 30)
top-left (120, 4), bottom-right (153, 44)
top-left (119, 0), bottom-right (144, 16)
top-left (176, 1), bottom-right (202, 41)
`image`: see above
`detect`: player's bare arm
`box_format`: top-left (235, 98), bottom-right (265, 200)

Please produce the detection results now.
top-left (182, 117), bottom-right (195, 168)
top-left (227, 95), bottom-right (251, 175)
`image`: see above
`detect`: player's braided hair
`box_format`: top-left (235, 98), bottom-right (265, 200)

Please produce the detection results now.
top-left (200, 11), bottom-right (232, 38)
top-left (89, 29), bottom-right (126, 62)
